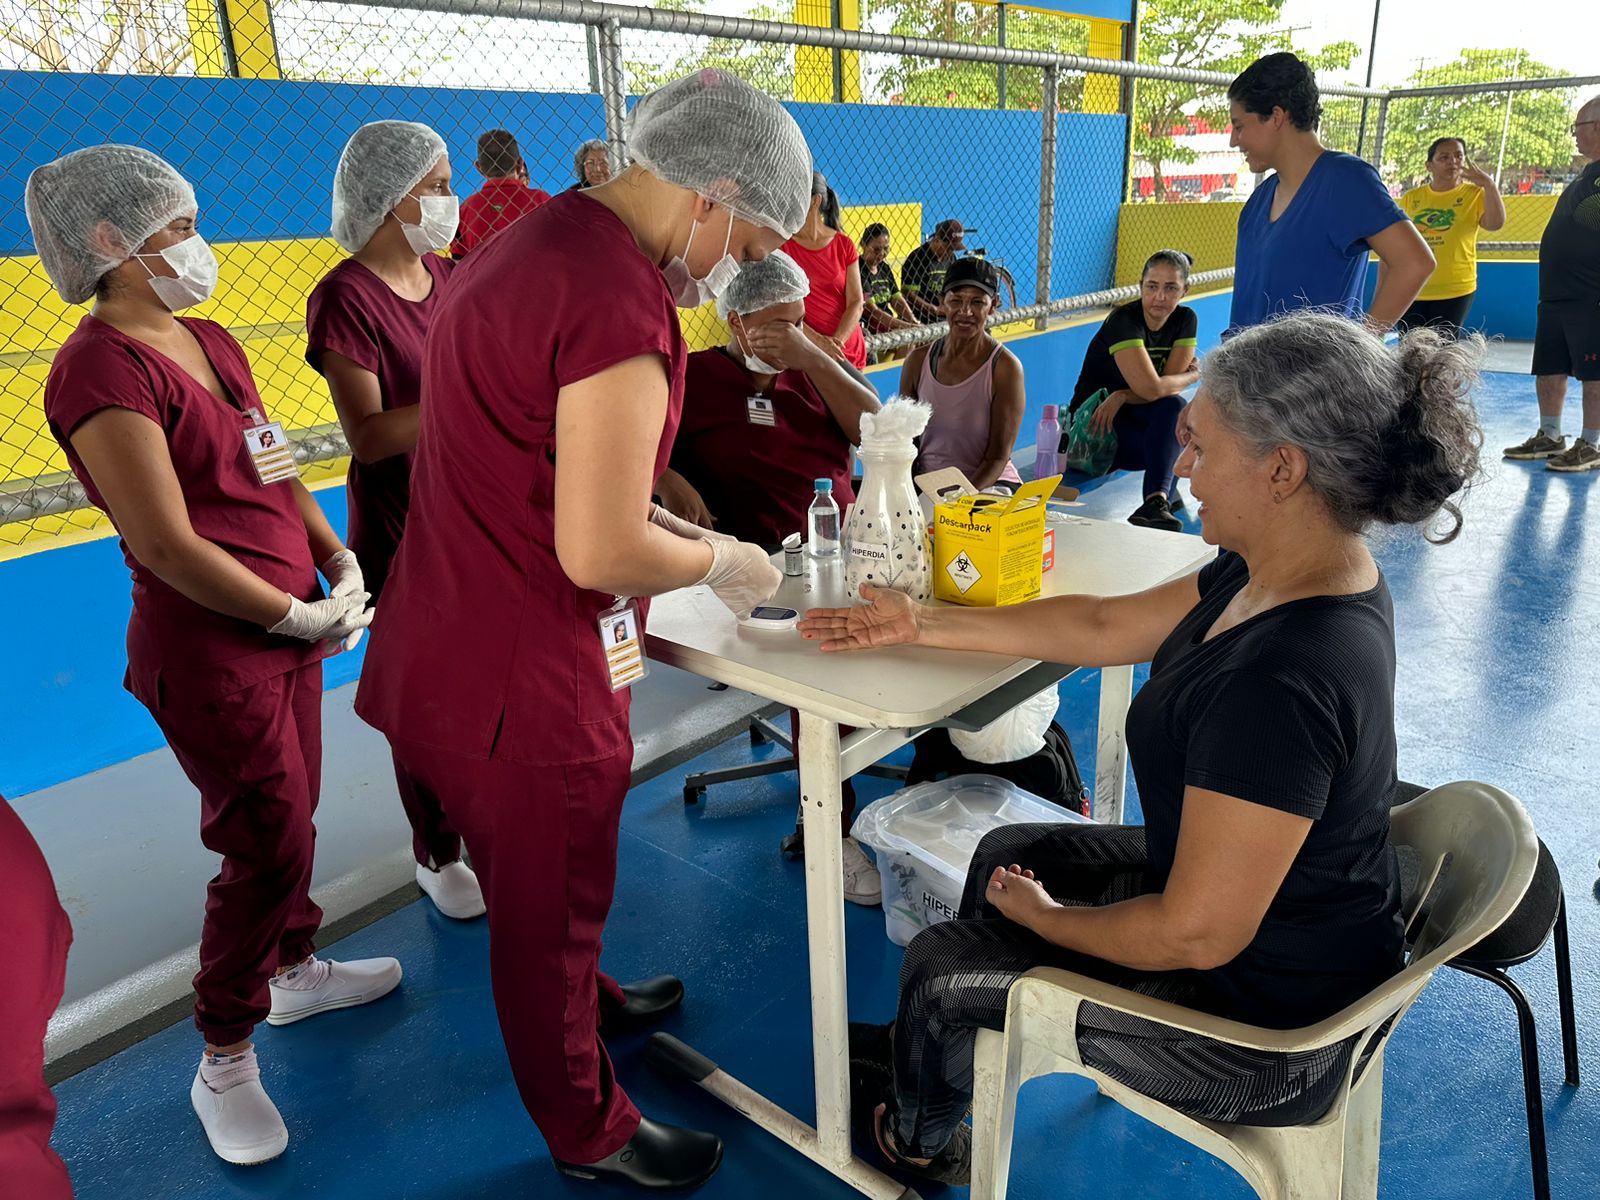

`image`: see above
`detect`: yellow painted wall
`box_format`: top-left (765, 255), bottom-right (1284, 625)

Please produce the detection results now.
top-left (1113, 193), bottom-right (1553, 286)
top-left (1, 202), bottom-right (925, 554)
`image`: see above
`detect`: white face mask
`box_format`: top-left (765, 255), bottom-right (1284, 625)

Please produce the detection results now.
top-left (734, 323), bottom-right (781, 375)
top-left (136, 234), bottom-right (218, 312)
top-left (393, 193), bottom-right (459, 255)
top-left (663, 207), bottom-right (738, 309)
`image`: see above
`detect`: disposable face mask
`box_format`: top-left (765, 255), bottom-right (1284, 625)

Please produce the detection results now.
top-left (735, 324), bottom-right (780, 375)
top-left (394, 194), bottom-right (459, 255)
top-left (663, 208), bottom-right (737, 309)
top-left (136, 234), bottom-right (218, 312)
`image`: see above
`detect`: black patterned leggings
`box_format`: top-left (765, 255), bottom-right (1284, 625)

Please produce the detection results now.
top-left (889, 823), bottom-right (1360, 1158)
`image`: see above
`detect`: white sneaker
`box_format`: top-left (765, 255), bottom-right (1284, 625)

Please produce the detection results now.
top-left (842, 836), bottom-right (882, 907)
top-left (415, 860), bottom-right (486, 919)
top-left (190, 1056), bottom-right (288, 1165)
top-left (266, 955), bottom-right (402, 1026)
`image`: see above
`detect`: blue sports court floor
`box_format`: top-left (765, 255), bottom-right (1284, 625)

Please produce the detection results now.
top-left (50, 366), bottom-right (1600, 1199)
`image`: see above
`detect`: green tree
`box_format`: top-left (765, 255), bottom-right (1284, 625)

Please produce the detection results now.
top-left (1132, 0), bottom-right (1359, 199)
top-left (1377, 49), bottom-right (1578, 187)
top-left (625, 0), bottom-right (795, 98)
top-left (867, 1), bottom-right (1089, 111)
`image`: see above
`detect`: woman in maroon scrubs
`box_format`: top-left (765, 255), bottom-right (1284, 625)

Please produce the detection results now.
top-left (355, 70), bottom-right (811, 1189)
top-left (307, 120), bottom-right (483, 919)
top-left (0, 795), bottom-right (73, 1199)
top-left (27, 145), bottom-right (400, 1168)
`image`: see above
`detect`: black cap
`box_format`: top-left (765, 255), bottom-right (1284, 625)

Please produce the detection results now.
top-left (933, 218), bottom-right (965, 240)
top-left (942, 256), bottom-right (998, 297)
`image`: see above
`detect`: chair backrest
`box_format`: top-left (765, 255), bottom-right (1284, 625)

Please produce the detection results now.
top-left (1390, 781), bottom-right (1538, 973)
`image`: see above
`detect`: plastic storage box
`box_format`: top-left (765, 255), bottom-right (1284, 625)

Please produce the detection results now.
top-left (850, 774), bottom-right (1091, 946)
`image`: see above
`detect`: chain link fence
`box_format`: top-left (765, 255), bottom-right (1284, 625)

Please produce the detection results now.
top-left (0, 0), bottom-right (1589, 552)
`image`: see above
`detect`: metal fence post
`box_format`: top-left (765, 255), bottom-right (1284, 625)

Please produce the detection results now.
top-left (997, 2), bottom-right (1007, 111)
top-left (1370, 96), bottom-right (1390, 172)
top-left (1035, 64), bottom-right (1058, 330)
top-left (585, 22), bottom-right (601, 94)
top-left (597, 17), bottom-right (628, 169)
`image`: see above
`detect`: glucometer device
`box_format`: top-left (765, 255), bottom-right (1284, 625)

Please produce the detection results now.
top-left (738, 605), bottom-right (800, 632)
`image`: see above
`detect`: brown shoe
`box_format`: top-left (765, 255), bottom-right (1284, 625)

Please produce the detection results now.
top-left (1546, 439), bottom-right (1600, 472)
top-left (1503, 430), bottom-right (1567, 460)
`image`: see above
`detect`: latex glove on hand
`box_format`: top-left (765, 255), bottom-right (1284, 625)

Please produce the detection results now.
top-left (319, 549), bottom-right (366, 602)
top-left (650, 502), bottom-right (735, 543)
top-left (697, 538), bottom-right (781, 618)
top-left (269, 593), bottom-right (374, 644)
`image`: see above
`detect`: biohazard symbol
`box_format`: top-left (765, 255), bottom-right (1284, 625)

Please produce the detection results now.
top-left (1412, 207), bottom-right (1458, 232)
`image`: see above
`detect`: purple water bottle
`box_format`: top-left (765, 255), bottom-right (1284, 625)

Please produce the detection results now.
top-left (1034, 404), bottom-right (1062, 482)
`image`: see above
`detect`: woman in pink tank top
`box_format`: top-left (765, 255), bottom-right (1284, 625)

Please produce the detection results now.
top-left (900, 256), bottom-right (1024, 489)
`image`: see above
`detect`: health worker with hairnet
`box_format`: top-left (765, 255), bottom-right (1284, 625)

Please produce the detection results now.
top-left (25, 145), bottom-right (398, 1168)
top-left (304, 121), bottom-right (483, 921)
top-left (353, 69), bottom-right (813, 1188)
top-left (657, 249), bottom-right (877, 548)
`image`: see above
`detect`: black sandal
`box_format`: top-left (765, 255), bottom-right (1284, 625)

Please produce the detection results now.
top-left (872, 1104), bottom-right (973, 1187)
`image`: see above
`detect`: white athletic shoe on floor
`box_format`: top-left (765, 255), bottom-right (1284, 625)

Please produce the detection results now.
top-left (415, 860), bottom-right (486, 919)
top-left (842, 836), bottom-right (882, 907)
top-left (190, 1050), bottom-right (288, 1166)
top-left (265, 955), bottom-right (402, 1027)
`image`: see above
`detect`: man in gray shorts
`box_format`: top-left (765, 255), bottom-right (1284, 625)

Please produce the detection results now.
top-left (1505, 95), bottom-right (1600, 471)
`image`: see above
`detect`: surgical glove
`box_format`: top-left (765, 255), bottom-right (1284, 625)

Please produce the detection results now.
top-left (319, 548), bottom-right (366, 602)
top-left (270, 593), bottom-right (374, 642)
top-left (650, 502), bottom-right (734, 543)
top-left (697, 539), bottom-right (781, 618)
top-left (322, 625), bottom-right (366, 658)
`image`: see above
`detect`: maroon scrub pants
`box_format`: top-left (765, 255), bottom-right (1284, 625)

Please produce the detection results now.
top-left (387, 734), bottom-right (640, 1164)
top-left (392, 754), bottom-right (463, 869)
top-left (150, 662), bottom-right (323, 1047)
top-left (0, 796), bottom-right (74, 1200)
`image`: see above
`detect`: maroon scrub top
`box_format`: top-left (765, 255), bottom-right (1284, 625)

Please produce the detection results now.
top-left (672, 346), bottom-right (856, 548)
top-left (355, 189), bottom-right (686, 766)
top-left (45, 316), bottom-right (320, 708)
top-left (305, 253), bottom-right (454, 598)
top-left (0, 795), bottom-right (72, 1200)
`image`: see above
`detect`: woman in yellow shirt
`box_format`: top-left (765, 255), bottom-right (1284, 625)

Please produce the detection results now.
top-left (1395, 137), bottom-right (1506, 336)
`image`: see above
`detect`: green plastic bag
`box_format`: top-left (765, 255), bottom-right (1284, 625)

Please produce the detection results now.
top-left (1065, 388), bottom-right (1118, 477)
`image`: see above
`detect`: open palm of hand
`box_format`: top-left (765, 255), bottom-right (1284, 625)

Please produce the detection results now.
top-left (798, 584), bottom-right (922, 651)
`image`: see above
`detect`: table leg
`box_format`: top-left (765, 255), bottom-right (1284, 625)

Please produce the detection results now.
top-left (648, 712), bottom-right (919, 1197)
top-left (797, 711), bottom-right (851, 1167)
top-left (1094, 665), bottom-right (1133, 824)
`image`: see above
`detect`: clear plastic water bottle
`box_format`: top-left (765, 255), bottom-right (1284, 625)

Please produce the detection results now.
top-left (807, 478), bottom-right (840, 557)
top-left (1034, 404), bottom-right (1062, 482)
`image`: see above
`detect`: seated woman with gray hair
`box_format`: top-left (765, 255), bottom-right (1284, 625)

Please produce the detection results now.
top-left (570, 138), bottom-right (611, 189)
top-left (799, 310), bottom-right (1483, 1184)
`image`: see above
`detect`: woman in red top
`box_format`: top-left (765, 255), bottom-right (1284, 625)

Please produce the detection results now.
top-left (307, 120), bottom-right (483, 920)
top-left (26, 146), bottom-right (399, 1169)
top-left (782, 171), bottom-right (867, 368)
top-left (0, 795), bottom-right (72, 1200)
top-left (354, 70), bottom-right (810, 1189)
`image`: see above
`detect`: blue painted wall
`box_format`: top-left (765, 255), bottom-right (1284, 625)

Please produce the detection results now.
top-left (1362, 259), bottom-right (1540, 341)
top-left (0, 487), bottom-right (366, 798)
top-left (1, 73), bottom-right (1126, 305)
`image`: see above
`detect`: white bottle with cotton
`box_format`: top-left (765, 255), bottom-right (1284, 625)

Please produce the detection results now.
top-left (807, 478), bottom-right (840, 557)
top-left (844, 397), bottom-right (934, 601)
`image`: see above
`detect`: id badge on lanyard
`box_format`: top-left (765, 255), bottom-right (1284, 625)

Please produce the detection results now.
top-left (241, 407), bottom-right (299, 486)
top-left (746, 395), bottom-right (776, 427)
top-left (598, 599), bottom-right (648, 692)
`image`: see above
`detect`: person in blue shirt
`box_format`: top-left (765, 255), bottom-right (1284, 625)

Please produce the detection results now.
top-left (1227, 53), bottom-right (1434, 334)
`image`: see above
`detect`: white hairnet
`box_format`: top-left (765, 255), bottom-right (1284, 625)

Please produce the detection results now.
top-left (627, 68), bottom-right (812, 237)
top-left (716, 250), bottom-right (810, 319)
top-left (24, 145), bottom-right (197, 304)
top-left (331, 120), bottom-right (448, 252)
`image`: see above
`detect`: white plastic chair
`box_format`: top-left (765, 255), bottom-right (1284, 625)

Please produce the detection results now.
top-left (968, 780), bottom-right (1539, 1200)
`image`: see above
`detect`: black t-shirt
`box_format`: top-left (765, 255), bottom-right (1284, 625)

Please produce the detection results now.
top-left (860, 259), bottom-right (902, 310)
top-left (1125, 551), bottom-right (1405, 1029)
top-left (1539, 159), bottom-right (1600, 303)
top-left (901, 242), bottom-right (950, 321)
top-left (1070, 300), bottom-right (1199, 413)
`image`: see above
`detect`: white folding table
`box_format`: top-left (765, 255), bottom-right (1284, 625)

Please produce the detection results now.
top-left (643, 515), bottom-right (1215, 1198)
